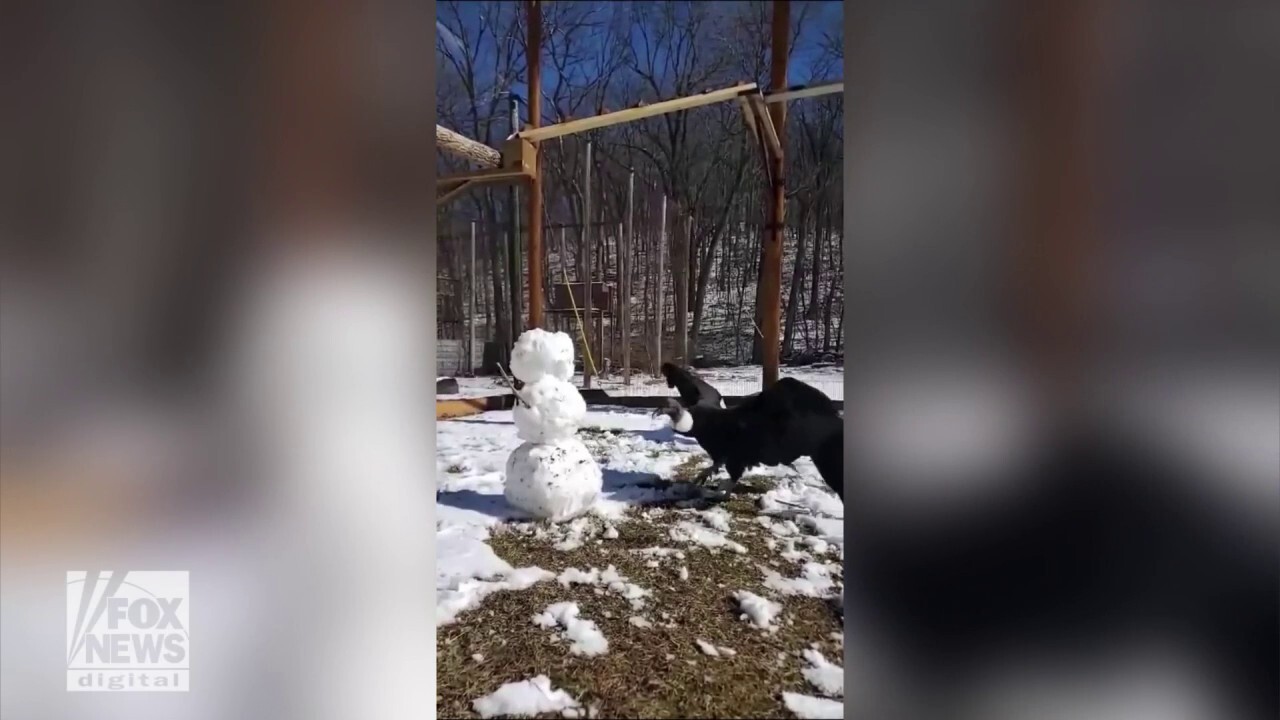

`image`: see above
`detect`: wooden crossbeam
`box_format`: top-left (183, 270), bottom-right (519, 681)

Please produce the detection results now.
top-left (738, 94), bottom-right (775, 184)
top-left (763, 81), bottom-right (844, 104)
top-left (517, 82), bottom-right (758, 142)
top-left (439, 166), bottom-right (530, 184)
top-left (437, 136), bottom-right (537, 207)
top-left (437, 180), bottom-right (476, 205)
top-left (747, 92), bottom-right (783, 164)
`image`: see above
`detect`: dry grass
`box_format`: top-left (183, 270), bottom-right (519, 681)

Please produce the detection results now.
top-left (436, 473), bottom-right (844, 719)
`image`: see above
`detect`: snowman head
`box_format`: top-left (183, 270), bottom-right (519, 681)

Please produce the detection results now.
top-left (510, 329), bottom-right (575, 384)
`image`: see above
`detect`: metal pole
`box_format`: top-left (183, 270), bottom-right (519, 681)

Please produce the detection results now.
top-left (624, 170), bottom-right (633, 385)
top-left (508, 94), bottom-right (523, 340)
top-left (759, 0), bottom-right (789, 387)
top-left (469, 221), bottom-right (476, 375)
top-left (582, 139), bottom-right (594, 388)
top-left (654, 194), bottom-right (666, 375)
top-left (525, 0), bottom-right (544, 329)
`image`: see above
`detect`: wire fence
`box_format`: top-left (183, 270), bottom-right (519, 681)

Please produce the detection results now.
top-left (575, 376), bottom-right (844, 401)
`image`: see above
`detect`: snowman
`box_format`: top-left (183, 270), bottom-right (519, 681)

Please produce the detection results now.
top-left (503, 329), bottom-right (603, 521)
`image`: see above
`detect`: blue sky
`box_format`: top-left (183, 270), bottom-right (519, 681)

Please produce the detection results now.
top-left (437, 1), bottom-right (841, 121)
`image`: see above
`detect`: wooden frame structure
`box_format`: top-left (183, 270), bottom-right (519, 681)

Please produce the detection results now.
top-left (434, 0), bottom-right (842, 387)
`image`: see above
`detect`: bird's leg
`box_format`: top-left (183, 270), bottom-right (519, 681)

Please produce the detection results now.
top-left (716, 461), bottom-right (746, 494)
top-left (692, 460), bottom-right (722, 485)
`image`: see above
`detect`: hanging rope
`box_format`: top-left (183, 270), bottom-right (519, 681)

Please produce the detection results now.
top-left (541, 198), bottom-right (598, 377)
top-left (559, 261), bottom-right (599, 377)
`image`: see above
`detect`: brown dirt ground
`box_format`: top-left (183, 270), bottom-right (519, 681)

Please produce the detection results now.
top-left (437, 457), bottom-right (844, 719)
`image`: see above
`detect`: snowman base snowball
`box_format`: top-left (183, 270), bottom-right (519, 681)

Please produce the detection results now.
top-left (504, 438), bottom-right (602, 521)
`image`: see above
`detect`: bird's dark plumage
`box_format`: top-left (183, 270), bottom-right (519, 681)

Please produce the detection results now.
top-left (660, 362), bottom-right (724, 409)
top-left (657, 376), bottom-right (842, 499)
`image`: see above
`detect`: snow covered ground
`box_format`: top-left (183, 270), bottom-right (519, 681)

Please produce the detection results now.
top-left (436, 406), bottom-right (845, 718)
top-left (438, 363), bottom-right (844, 402)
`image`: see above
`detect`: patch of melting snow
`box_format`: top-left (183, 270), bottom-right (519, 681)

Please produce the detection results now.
top-left (781, 692), bottom-right (844, 719)
top-left (628, 615), bottom-right (654, 629)
top-left (733, 589), bottom-right (783, 630)
top-left (800, 648), bottom-right (844, 697)
top-left (532, 602), bottom-right (609, 656)
top-left (630, 546), bottom-right (686, 559)
top-left (698, 506), bottom-right (733, 533)
top-left (694, 639), bottom-right (738, 658)
top-left (438, 566), bottom-right (555, 626)
top-left (669, 520), bottom-right (748, 554)
top-left (471, 675), bottom-right (580, 719)
top-left (762, 561), bottom-right (840, 598)
top-left (556, 565), bottom-right (652, 609)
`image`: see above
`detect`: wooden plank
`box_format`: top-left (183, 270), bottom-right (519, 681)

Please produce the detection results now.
top-left (436, 395), bottom-right (515, 420)
top-left (748, 92), bottom-right (783, 165)
top-left (438, 166), bottom-right (531, 184)
top-left (763, 81), bottom-right (844, 104)
top-left (437, 179), bottom-right (475, 205)
top-left (437, 165), bottom-right (535, 205)
top-left (517, 83), bottom-right (758, 142)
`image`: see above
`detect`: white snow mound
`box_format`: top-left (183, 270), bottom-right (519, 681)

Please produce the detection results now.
top-left (532, 602), bottom-right (609, 656)
top-left (505, 439), bottom-right (602, 521)
top-left (733, 589), bottom-right (783, 629)
top-left (801, 648), bottom-right (844, 697)
top-left (781, 692), bottom-right (843, 719)
top-left (472, 675), bottom-right (580, 718)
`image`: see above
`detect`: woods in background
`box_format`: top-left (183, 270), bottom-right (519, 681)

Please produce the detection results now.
top-left (436, 1), bottom-right (843, 372)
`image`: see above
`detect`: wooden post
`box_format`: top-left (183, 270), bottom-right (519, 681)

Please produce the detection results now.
top-left (525, 0), bottom-right (545, 329)
top-left (623, 171), bottom-right (633, 385)
top-left (261, 0), bottom-right (359, 231)
top-left (759, 0), bottom-right (789, 387)
top-left (582, 140), bottom-right (594, 388)
top-left (1013, 0), bottom-right (1100, 395)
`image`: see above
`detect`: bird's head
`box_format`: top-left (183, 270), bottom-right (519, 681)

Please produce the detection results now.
top-left (659, 362), bottom-right (680, 388)
top-left (653, 397), bottom-right (695, 434)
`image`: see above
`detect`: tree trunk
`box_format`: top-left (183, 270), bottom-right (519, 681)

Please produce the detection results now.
top-left (807, 202), bottom-right (825, 321)
top-left (436, 125), bottom-right (501, 168)
top-left (783, 202), bottom-right (809, 356)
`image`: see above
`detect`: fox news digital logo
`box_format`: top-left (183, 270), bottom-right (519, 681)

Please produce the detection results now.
top-left (66, 571), bottom-right (189, 692)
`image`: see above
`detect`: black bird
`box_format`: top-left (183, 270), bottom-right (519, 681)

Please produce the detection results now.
top-left (655, 376), bottom-right (842, 499)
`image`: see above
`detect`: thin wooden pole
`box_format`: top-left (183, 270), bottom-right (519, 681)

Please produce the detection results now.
top-left (759, 0), bottom-right (789, 387)
top-left (507, 95), bottom-right (523, 338)
top-left (624, 170), bottom-right (633, 385)
top-left (525, 0), bottom-right (545, 329)
top-left (582, 140), bottom-right (594, 388)
top-left (469, 221), bottom-right (477, 374)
